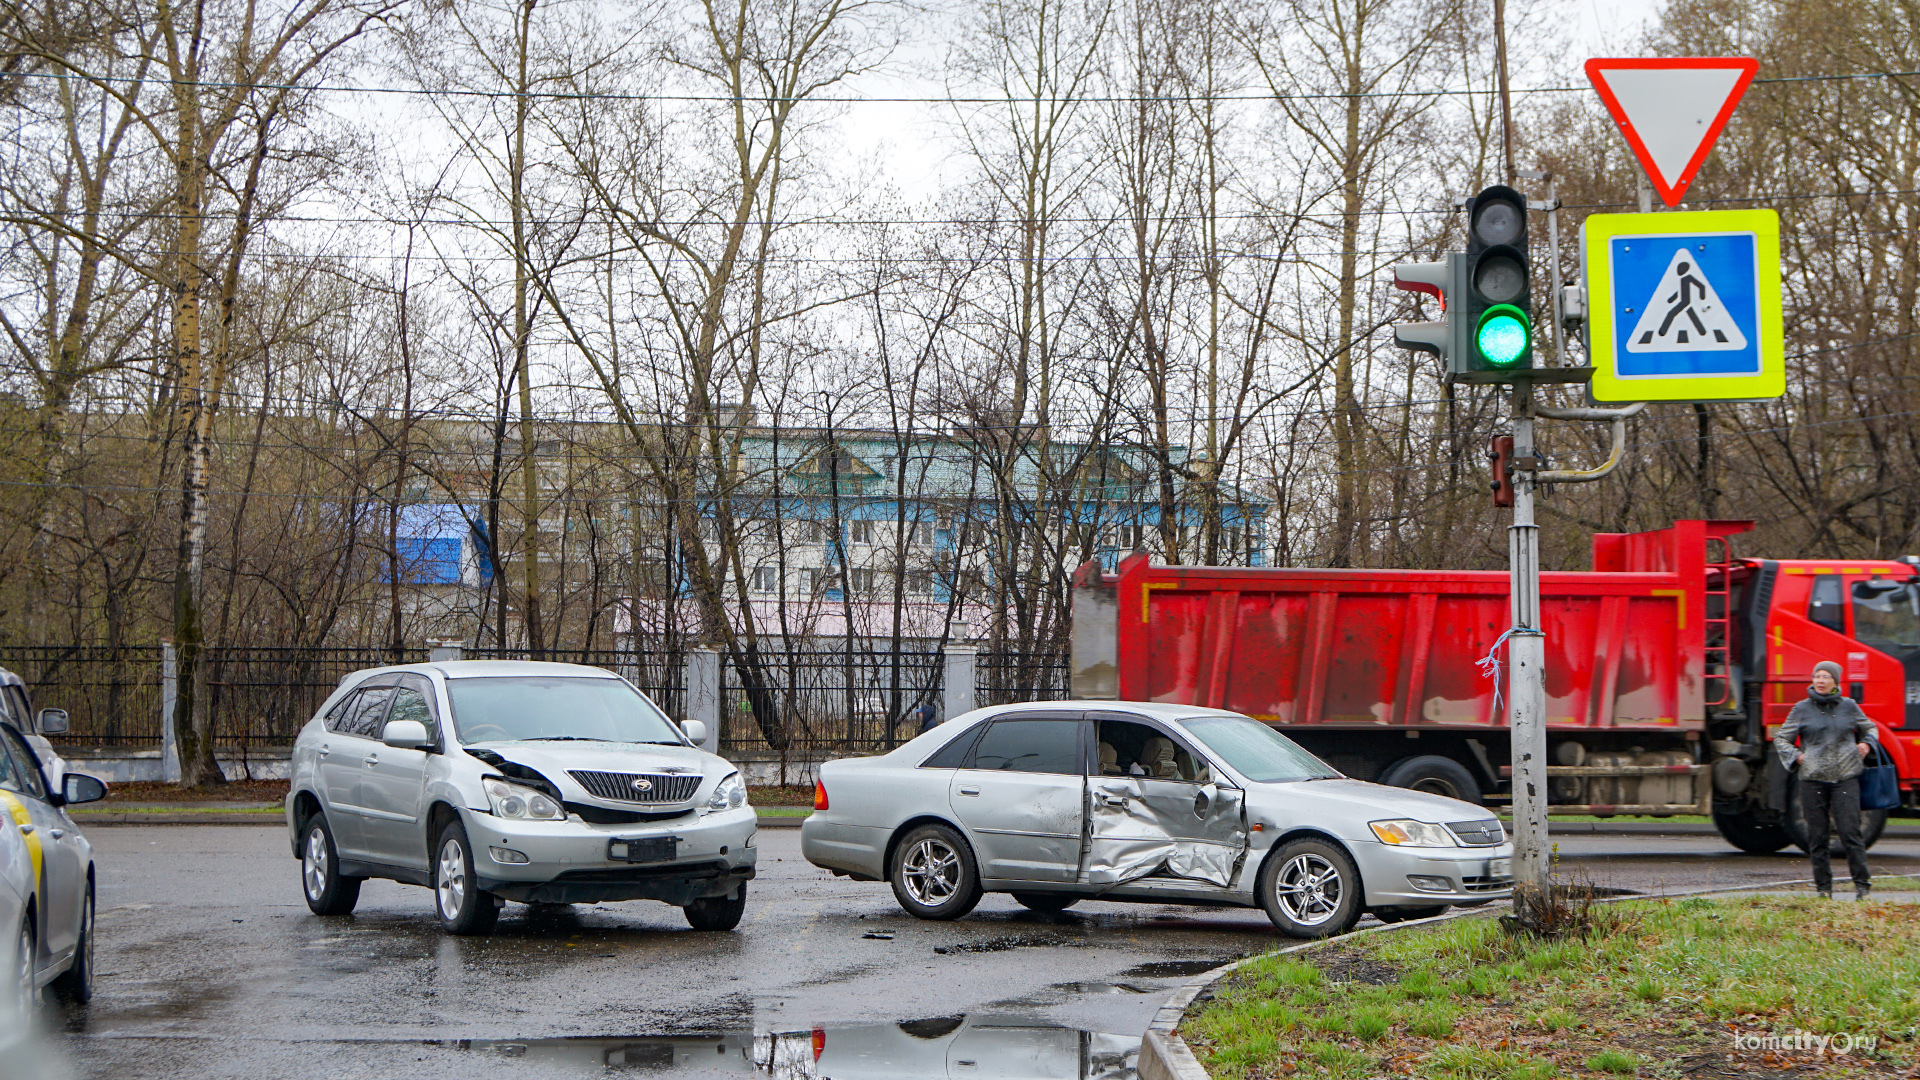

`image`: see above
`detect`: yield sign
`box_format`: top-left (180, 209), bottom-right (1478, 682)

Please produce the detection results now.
top-left (1585, 58), bottom-right (1758, 207)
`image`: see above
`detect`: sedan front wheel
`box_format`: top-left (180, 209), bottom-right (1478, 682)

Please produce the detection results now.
top-left (889, 824), bottom-right (982, 920)
top-left (1258, 838), bottom-right (1362, 938)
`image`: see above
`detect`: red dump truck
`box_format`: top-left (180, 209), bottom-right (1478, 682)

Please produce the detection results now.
top-left (1069, 520), bottom-right (1919, 854)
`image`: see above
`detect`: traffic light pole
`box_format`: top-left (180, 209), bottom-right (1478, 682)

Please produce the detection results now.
top-left (1506, 383), bottom-right (1549, 892)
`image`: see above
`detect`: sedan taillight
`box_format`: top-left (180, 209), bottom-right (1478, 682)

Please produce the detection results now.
top-left (813, 780), bottom-right (829, 811)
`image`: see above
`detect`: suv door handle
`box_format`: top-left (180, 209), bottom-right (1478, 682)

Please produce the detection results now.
top-left (1098, 794), bottom-right (1128, 807)
top-left (15, 823), bottom-right (31, 835)
top-left (958, 787), bottom-right (980, 796)
top-left (363, 753), bottom-right (379, 767)
top-left (317, 743), bottom-right (330, 758)
top-left (49, 829), bottom-right (65, 840)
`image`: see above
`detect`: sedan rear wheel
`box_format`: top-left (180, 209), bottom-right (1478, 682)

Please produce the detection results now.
top-left (889, 824), bottom-right (982, 920)
top-left (301, 813), bottom-right (361, 916)
top-left (434, 820), bottom-right (498, 937)
top-left (1258, 838), bottom-right (1362, 938)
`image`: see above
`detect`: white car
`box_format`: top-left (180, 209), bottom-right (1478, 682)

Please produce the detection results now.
top-left (0, 672), bottom-right (108, 1038)
top-left (286, 660), bottom-right (757, 935)
top-left (803, 701), bottom-right (1513, 937)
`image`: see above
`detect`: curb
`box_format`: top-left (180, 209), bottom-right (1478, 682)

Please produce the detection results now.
top-left (1134, 878), bottom-right (1828, 1080)
top-left (1539, 821), bottom-right (1919, 837)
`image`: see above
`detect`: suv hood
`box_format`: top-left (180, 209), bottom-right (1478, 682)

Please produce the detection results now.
top-left (461, 741), bottom-right (724, 795)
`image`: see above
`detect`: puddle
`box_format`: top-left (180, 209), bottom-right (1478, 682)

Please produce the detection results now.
top-left (1116, 959), bottom-right (1228, 980)
top-left (430, 1016), bottom-right (1140, 1078)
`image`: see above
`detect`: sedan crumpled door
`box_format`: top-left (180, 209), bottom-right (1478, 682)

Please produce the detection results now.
top-left (1082, 716), bottom-right (1248, 887)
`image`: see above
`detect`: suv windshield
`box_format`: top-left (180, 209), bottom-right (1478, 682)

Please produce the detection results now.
top-left (1179, 715), bottom-right (1341, 783)
top-left (1853, 580), bottom-right (1920, 656)
top-left (444, 677), bottom-right (684, 746)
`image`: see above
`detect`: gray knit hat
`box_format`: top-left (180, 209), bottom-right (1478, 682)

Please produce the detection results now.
top-left (1812, 660), bottom-right (1843, 682)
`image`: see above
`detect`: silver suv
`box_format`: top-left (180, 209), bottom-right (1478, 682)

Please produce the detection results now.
top-left (285, 660), bottom-right (756, 935)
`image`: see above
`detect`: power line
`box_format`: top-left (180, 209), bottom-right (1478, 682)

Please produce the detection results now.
top-left (9, 63), bottom-right (1919, 106)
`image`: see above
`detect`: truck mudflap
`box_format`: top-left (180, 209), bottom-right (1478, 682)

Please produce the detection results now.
top-left (1083, 779), bottom-right (1247, 887)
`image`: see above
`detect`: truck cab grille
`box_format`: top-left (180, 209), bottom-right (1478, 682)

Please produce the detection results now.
top-left (569, 770), bottom-right (701, 804)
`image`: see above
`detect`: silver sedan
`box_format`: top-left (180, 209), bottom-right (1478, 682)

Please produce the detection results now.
top-left (802, 701), bottom-right (1513, 937)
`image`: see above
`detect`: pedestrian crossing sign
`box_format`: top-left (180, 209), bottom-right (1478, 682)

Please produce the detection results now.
top-left (1582, 209), bottom-right (1783, 402)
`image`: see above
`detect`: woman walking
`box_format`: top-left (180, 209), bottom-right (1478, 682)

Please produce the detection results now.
top-left (1773, 660), bottom-right (1878, 900)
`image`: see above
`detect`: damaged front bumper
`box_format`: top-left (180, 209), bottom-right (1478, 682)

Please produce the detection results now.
top-left (1350, 838), bottom-right (1514, 907)
top-left (468, 804), bottom-right (758, 906)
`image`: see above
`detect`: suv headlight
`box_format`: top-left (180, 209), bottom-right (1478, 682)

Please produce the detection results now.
top-left (484, 777), bottom-right (564, 821)
top-left (706, 772), bottom-right (747, 812)
top-left (1369, 819), bottom-right (1457, 847)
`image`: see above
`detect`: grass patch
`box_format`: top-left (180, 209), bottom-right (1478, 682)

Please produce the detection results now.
top-left (754, 806), bottom-right (811, 818)
top-left (1184, 895), bottom-right (1918, 1078)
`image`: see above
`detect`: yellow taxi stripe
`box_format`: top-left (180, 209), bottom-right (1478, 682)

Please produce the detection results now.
top-left (0, 791), bottom-right (40, 903)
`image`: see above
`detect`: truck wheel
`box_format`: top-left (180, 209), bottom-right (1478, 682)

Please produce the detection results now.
top-left (684, 883), bottom-right (747, 931)
top-left (1379, 756), bottom-right (1482, 803)
top-left (1784, 784), bottom-right (1887, 855)
top-left (889, 824), bottom-right (982, 920)
top-left (1711, 808), bottom-right (1790, 855)
top-left (1258, 838), bottom-right (1362, 938)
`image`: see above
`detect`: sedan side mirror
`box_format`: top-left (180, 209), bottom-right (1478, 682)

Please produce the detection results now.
top-left (36, 708), bottom-right (69, 734)
top-left (382, 719), bottom-right (433, 749)
top-left (63, 773), bottom-right (107, 806)
top-left (682, 720), bottom-right (709, 747)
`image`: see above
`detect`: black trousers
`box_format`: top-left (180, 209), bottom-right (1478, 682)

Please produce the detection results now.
top-left (1799, 775), bottom-right (1871, 890)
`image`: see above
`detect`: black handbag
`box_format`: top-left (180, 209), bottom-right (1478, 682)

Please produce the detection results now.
top-left (1860, 742), bottom-right (1901, 811)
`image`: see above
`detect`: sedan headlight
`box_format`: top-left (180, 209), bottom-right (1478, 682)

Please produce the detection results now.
top-left (1369, 819), bottom-right (1457, 847)
top-left (706, 772), bottom-right (747, 812)
top-left (484, 777), bottom-right (564, 821)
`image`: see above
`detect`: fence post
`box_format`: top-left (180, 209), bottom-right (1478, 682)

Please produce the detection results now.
top-left (428, 639), bottom-right (464, 663)
top-left (160, 641), bottom-right (181, 783)
top-left (685, 648), bottom-right (721, 753)
top-left (942, 645), bottom-right (977, 723)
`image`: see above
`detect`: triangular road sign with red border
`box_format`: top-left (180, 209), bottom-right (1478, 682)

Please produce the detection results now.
top-left (1585, 57), bottom-right (1758, 207)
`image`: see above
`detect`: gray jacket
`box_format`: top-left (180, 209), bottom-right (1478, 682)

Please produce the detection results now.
top-left (1773, 692), bottom-right (1878, 783)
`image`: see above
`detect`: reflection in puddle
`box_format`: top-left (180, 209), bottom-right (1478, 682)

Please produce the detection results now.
top-left (444, 1016), bottom-right (1140, 1078)
top-left (1116, 959), bottom-right (1225, 980)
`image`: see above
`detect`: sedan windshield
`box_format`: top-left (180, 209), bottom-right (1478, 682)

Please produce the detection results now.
top-left (1180, 715), bottom-right (1341, 783)
top-left (444, 677), bottom-right (684, 746)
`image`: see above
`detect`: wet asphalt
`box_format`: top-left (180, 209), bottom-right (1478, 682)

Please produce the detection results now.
top-left (33, 826), bottom-right (1920, 1080)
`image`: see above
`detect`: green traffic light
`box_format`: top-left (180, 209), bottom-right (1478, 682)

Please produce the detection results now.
top-left (1476, 304), bottom-right (1530, 367)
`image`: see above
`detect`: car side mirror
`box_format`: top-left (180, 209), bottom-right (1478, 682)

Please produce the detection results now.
top-left (63, 773), bottom-right (107, 806)
top-left (382, 719), bottom-right (432, 749)
top-left (37, 708), bottom-right (69, 734)
top-left (682, 720), bottom-right (709, 747)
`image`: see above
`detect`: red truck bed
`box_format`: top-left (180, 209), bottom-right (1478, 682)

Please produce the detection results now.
top-left (1071, 521), bottom-right (1743, 734)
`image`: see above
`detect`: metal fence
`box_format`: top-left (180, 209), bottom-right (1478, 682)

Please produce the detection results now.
top-left (0, 641), bottom-right (1069, 758)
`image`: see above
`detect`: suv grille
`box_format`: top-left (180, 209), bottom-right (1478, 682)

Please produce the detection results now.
top-left (569, 770), bottom-right (701, 804)
top-left (1446, 819), bottom-right (1505, 846)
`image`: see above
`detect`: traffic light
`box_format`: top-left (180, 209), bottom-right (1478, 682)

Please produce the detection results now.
top-left (1464, 185), bottom-right (1532, 375)
top-left (1488, 434), bottom-right (1515, 507)
top-left (1391, 256), bottom-right (1462, 365)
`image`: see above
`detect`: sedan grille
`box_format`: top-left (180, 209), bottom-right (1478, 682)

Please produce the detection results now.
top-left (569, 770), bottom-right (701, 804)
top-left (1446, 819), bottom-right (1506, 846)
top-left (1462, 875), bottom-right (1512, 893)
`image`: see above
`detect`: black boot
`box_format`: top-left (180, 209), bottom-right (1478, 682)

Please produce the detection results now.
top-left (1856, 884), bottom-right (1870, 902)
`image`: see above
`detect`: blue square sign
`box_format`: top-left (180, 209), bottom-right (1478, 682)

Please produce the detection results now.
top-left (1582, 210), bottom-right (1783, 402)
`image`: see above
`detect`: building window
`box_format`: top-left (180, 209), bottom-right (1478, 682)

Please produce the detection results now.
top-left (850, 568), bottom-right (877, 595)
top-left (907, 521), bottom-right (934, 547)
top-left (906, 569), bottom-right (934, 595)
top-left (750, 566), bottom-right (778, 594)
top-left (849, 519), bottom-right (874, 546)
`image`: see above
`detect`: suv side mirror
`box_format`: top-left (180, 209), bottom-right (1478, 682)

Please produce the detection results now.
top-left (63, 773), bottom-right (107, 806)
top-left (382, 719), bottom-right (432, 749)
top-left (681, 720), bottom-right (709, 747)
top-left (37, 708), bottom-right (69, 734)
